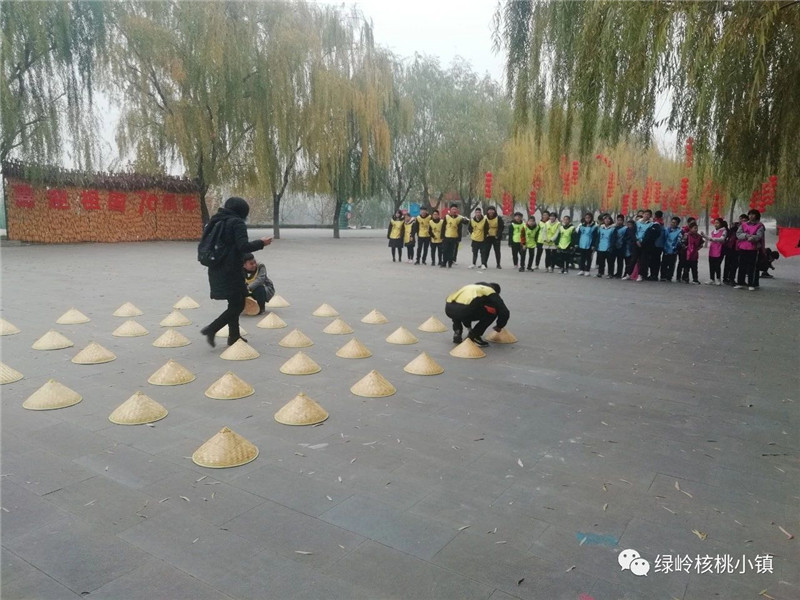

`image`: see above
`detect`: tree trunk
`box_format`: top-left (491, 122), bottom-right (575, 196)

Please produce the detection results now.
top-left (272, 193), bottom-right (281, 240)
top-left (199, 183), bottom-right (210, 226)
top-left (333, 195), bottom-right (343, 239)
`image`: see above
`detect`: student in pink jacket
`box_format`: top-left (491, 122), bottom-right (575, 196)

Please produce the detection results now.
top-left (684, 222), bottom-right (704, 284)
top-left (703, 218), bottom-right (727, 285)
top-left (735, 209), bottom-right (766, 290)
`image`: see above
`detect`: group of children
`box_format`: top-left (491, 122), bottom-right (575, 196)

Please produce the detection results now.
top-left (388, 204), bottom-right (771, 290)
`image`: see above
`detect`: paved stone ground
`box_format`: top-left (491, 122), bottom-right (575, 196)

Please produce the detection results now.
top-left (1, 228), bottom-right (798, 600)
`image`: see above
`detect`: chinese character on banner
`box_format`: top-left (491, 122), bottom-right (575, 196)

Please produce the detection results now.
top-left (137, 192), bottom-right (158, 215)
top-left (80, 190), bottom-right (101, 211)
top-left (47, 188), bottom-right (69, 210)
top-left (161, 194), bottom-right (177, 211)
top-left (107, 191), bottom-right (127, 213)
top-left (13, 184), bottom-right (35, 208)
top-left (181, 195), bottom-right (198, 212)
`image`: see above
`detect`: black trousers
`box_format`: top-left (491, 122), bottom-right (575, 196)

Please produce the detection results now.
top-left (482, 237), bottom-right (501, 266)
top-left (625, 255), bottom-right (636, 276)
top-left (416, 237), bottom-right (430, 263)
top-left (611, 253), bottom-right (625, 277)
top-left (445, 301), bottom-right (497, 339)
top-left (737, 250), bottom-right (760, 287)
top-left (430, 242), bottom-right (443, 265)
top-left (708, 256), bottom-right (723, 281)
top-left (442, 238), bottom-right (458, 265)
top-left (596, 251), bottom-right (612, 276)
top-left (510, 242), bottom-right (523, 266)
top-left (650, 249), bottom-right (663, 280)
top-left (526, 247), bottom-right (536, 269)
top-left (453, 239), bottom-right (461, 262)
top-left (723, 249), bottom-right (738, 283)
top-left (405, 243), bottom-right (415, 260)
top-left (205, 293), bottom-right (246, 343)
top-left (578, 248), bottom-right (593, 271)
top-left (660, 253), bottom-right (677, 281)
top-left (676, 250), bottom-right (688, 281)
top-left (535, 246), bottom-right (544, 267)
top-left (545, 248), bottom-right (556, 269)
top-left (471, 240), bottom-right (483, 265)
top-left (557, 249), bottom-right (572, 271)
top-left (249, 286), bottom-right (267, 312)
top-left (686, 259), bottom-right (699, 283)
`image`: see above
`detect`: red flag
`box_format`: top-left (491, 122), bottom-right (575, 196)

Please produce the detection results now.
top-left (776, 227), bottom-right (800, 258)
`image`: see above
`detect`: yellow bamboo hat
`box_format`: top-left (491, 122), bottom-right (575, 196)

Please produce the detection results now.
top-left (257, 312), bottom-right (287, 329)
top-left (486, 328), bottom-right (517, 344)
top-left (112, 320), bottom-right (149, 337)
top-left (215, 325), bottom-right (248, 338)
top-left (266, 294), bottom-right (290, 308)
top-left (192, 427), bottom-right (259, 468)
top-left (113, 302), bottom-right (143, 317)
top-left (323, 318), bottom-right (353, 335)
top-left (204, 371), bottom-right (255, 400)
top-left (173, 296), bottom-right (200, 309)
top-left (385, 326), bottom-right (418, 345)
top-left (0, 363), bottom-right (24, 385)
top-left (335, 338), bottom-right (372, 359)
top-left (279, 351), bottom-right (322, 375)
top-left (108, 391), bottom-right (168, 425)
top-left (152, 328), bottom-right (191, 348)
top-left (403, 352), bottom-right (444, 376)
top-left (160, 310), bottom-right (191, 327)
top-left (274, 393), bottom-right (328, 426)
top-left (147, 359), bottom-right (196, 385)
top-left (417, 316), bottom-right (448, 333)
top-left (350, 370), bottom-right (396, 397)
top-left (71, 342), bottom-right (116, 365)
top-left (32, 329), bottom-right (74, 350)
top-left (279, 329), bottom-right (313, 348)
top-left (361, 309), bottom-right (388, 324)
top-left (220, 339), bottom-right (260, 361)
top-left (0, 318), bottom-right (21, 336)
top-left (449, 338), bottom-right (486, 359)
top-left (312, 303), bottom-right (339, 318)
top-left (23, 379), bottom-right (82, 410)
top-left (56, 308), bottom-right (91, 325)
top-left (242, 297), bottom-right (260, 316)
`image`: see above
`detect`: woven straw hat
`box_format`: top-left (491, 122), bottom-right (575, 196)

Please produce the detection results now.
top-left (71, 342), bottom-right (116, 364)
top-left (417, 316), bottom-right (447, 333)
top-left (312, 303), bottom-right (339, 317)
top-left (266, 294), bottom-right (290, 308)
top-left (385, 326), bottom-right (418, 345)
top-left (486, 328), bottom-right (517, 344)
top-left (242, 297), bottom-right (260, 316)
top-left (403, 352), bottom-right (444, 376)
top-left (113, 302), bottom-right (143, 317)
top-left (173, 296), bottom-right (200, 309)
top-left (220, 339), bottom-right (260, 360)
top-left (323, 318), bottom-right (353, 335)
top-left (1, 363), bottom-right (24, 385)
top-left (361, 309), bottom-right (388, 324)
top-left (449, 339), bottom-right (486, 359)
top-left (23, 379), bottom-right (82, 410)
top-left (215, 325), bottom-right (248, 338)
top-left (147, 359), bottom-right (196, 385)
top-left (350, 370), bottom-right (396, 397)
top-left (152, 328), bottom-right (191, 348)
top-left (204, 371), bottom-right (255, 399)
top-left (257, 313), bottom-right (287, 329)
top-left (279, 351), bottom-right (321, 375)
top-left (279, 329), bottom-right (313, 348)
top-left (192, 427), bottom-right (259, 468)
top-left (274, 392), bottom-right (328, 426)
top-left (160, 310), bottom-right (191, 327)
top-left (56, 308), bottom-right (91, 325)
top-left (335, 338), bottom-right (372, 359)
top-left (0, 318), bottom-right (20, 336)
top-left (32, 329), bottom-right (74, 350)
top-left (113, 320), bottom-right (149, 337)
top-left (108, 391), bottom-right (168, 425)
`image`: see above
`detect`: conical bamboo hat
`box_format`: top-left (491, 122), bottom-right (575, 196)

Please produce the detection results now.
top-left (242, 296), bottom-right (261, 316)
top-left (386, 326), bottom-right (419, 345)
top-left (279, 351), bottom-right (321, 375)
top-left (173, 296), bottom-right (200, 309)
top-left (335, 338), bottom-right (372, 359)
top-left (274, 393), bottom-right (329, 426)
top-left (0, 363), bottom-right (24, 385)
top-left (147, 359), bottom-right (196, 385)
top-left (449, 339), bottom-right (486, 359)
top-left (204, 371), bottom-right (255, 399)
top-left (323, 318), bottom-right (353, 335)
top-left (192, 427), bottom-right (259, 468)
top-left (279, 329), bottom-right (313, 348)
top-left (56, 308), bottom-right (90, 325)
top-left (312, 303), bottom-right (339, 317)
top-left (266, 294), bottom-right (290, 308)
top-left (0, 318), bottom-right (21, 336)
top-left (417, 316), bottom-right (448, 333)
top-left (152, 328), bottom-right (191, 348)
top-left (160, 310), bottom-right (191, 327)
top-left (71, 342), bottom-right (116, 364)
top-left (113, 320), bottom-right (149, 337)
top-left (113, 302), bottom-right (143, 317)
top-left (23, 379), bottom-right (82, 410)
top-left (108, 391), bottom-right (168, 425)
top-left (350, 370), bottom-right (396, 397)
top-left (215, 325), bottom-right (248, 338)
top-left (32, 330), bottom-right (74, 350)
top-left (257, 312), bottom-right (287, 329)
top-left (220, 339), bottom-right (260, 361)
top-left (361, 309), bottom-right (388, 324)
top-left (403, 352), bottom-right (444, 376)
top-left (486, 328), bottom-right (517, 344)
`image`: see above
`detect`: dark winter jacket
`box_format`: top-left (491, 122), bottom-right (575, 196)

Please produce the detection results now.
top-left (206, 201), bottom-right (265, 299)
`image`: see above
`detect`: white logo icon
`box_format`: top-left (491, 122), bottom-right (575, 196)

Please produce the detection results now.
top-left (618, 549), bottom-right (650, 577)
top-left (630, 557), bottom-right (651, 576)
top-left (618, 549), bottom-right (640, 570)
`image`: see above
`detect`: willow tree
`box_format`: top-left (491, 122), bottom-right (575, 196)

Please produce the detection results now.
top-left (1, 1), bottom-right (108, 166)
top-left (494, 0), bottom-right (800, 223)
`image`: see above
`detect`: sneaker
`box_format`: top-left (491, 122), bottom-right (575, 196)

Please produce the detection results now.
top-left (576, 271), bottom-right (584, 276)
top-left (692, 281), bottom-right (701, 285)
top-left (636, 276), bottom-right (643, 282)
top-left (519, 267), bottom-right (525, 272)
top-left (452, 335), bottom-right (463, 344)
top-left (748, 286), bottom-right (756, 291)
top-left (479, 265), bottom-right (487, 270)
top-left (469, 335), bottom-right (489, 347)
top-left (733, 285), bottom-right (743, 289)
top-left (621, 275), bottom-right (630, 280)
top-left (606, 275), bottom-right (613, 279)
top-left (496, 265), bottom-right (502, 269)
top-left (527, 268), bottom-right (534, 272)
top-left (533, 266), bottom-right (539, 271)
top-left (705, 280), bottom-right (714, 285)
top-left (716, 281), bottom-right (722, 286)
top-left (200, 327), bottom-right (216, 348)
top-left (469, 264), bottom-right (476, 269)
top-left (596, 273), bottom-right (603, 278)
top-left (414, 260), bottom-right (420, 265)
top-left (560, 269), bottom-right (566, 274)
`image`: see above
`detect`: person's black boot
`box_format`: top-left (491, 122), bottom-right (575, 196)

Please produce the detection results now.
top-left (452, 334), bottom-right (462, 344)
top-left (469, 335), bottom-right (489, 347)
top-left (200, 327), bottom-right (216, 348)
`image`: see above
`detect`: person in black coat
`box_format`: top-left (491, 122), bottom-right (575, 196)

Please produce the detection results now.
top-left (200, 197), bottom-right (272, 347)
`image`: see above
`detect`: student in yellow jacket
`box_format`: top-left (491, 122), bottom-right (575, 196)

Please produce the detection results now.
top-left (403, 213), bottom-right (416, 263)
top-left (413, 207), bottom-right (432, 265)
top-left (428, 209), bottom-right (445, 266)
top-left (507, 212), bottom-right (526, 270)
top-left (442, 204), bottom-right (469, 268)
top-left (468, 207), bottom-right (488, 269)
top-left (542, 213), bottom-right (561, 272)
top-left (555, 215), bottom-right (576, 274)
top-left (387, 210), bottom-right (405, 262)
top-left (523, 216), bottom-right (540, 271)
top-left (444, 282), bottom-right (510, 346)
top-left (481, 206), bottom-right (505, 269)
top-left (534, 209), bottom-right (550, 270)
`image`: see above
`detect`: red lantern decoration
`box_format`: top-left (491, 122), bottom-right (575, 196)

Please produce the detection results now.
top-left (621, 193), bottom-right (630, 215)
top-left (631, 189), bottom-right (639, 212)
top-left (484, 172), bottom-right (493, 199)
top-left (605, 172), bottom-right (615, 200)
top-left (571, 161), bottom-right (579, 186)
top-left (679, 177), bottom-right (689, 205)
top-left (529, 190), bottom-right (536, 215)
top-left (685, 137), bottom-right (694, 168)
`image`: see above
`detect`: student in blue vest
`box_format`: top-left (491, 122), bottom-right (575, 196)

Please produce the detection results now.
top-left (621, 219), bottom-right (638, 280)
top-left (610, 214), bottom-right (627, 278)
top-left (576, 212), bottom-right (598, 276)
top-left (659, 217), bottom-right (682, 281)
top-left (507, 212), bottom-right (525, 269)
top-left (444, 282), bottom-right (510, 347)
top-left (595, 214), bottom-right (615, 278)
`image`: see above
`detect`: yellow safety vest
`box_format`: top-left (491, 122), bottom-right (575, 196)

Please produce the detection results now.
top-left (524, 224), bottom-right (539, 248)
top-left (544, 221), bottom-right (560, 246)
top-left (445, 214), bottom-right (463, 238)
top-left (403, 221), bottom-right (414, 244)
top-left (510, 222), bottom-right (525, 243)
top-left (486, 216), bottom-right (500, 238)
top-left (429, 219), bottom-right (444, 243)
top-left (557, 225), bottom-right (575, 249)
top-left (470, 218), bottom-right (486, 242)
top-left (416, 215), bottom-right (432, 238)
top-left (446, 284), bottom-right (496, 305)
top-left (389, 219), bottom-right (404, 239)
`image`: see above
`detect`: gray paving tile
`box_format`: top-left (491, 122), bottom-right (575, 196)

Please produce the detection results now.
top-left (0, 566), bottom-right (83, 600)
top-left (96, 419), bottom-right (195, 455)
top-left (1, 547), bottom-right (33, 587)
top-left (1, 480), bottom-right (72, 541)
top-left (3, 449), bottom-right (95, 496)
top-left (73, 443), bottom-right (182, 489)
top-left (25, 421), bottom-right (115, 460)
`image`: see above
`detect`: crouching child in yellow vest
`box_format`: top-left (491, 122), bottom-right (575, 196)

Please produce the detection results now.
top-left (444, 282), bottom-right (510, 347)
top-left (243, 253), bottom-right (275, 315)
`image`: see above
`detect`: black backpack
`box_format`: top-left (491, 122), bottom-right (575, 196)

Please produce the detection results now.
top-left (197, 220), bottom-right (228, 267)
